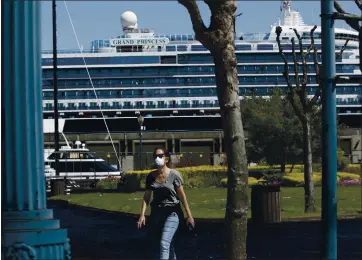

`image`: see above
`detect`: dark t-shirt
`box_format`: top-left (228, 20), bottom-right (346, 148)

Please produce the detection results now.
top-left (145, 169), bottom-right (184, 208)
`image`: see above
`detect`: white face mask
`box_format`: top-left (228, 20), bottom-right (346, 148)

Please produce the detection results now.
top-left (155, 157), bottom-right (165, 167)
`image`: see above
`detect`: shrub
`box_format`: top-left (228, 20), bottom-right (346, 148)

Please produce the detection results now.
top-left (124, 166), bottom-right (228, 190)
top-left (312, 163), bottom-right (323, 172)
top-left (220, 178), bottom-right (227, 187)
top-left (96, 176), bottom-right (120, 190)
top-left (124, 165), bottom-right (287, 190)
top-left (337, 172), bottom-right (360, 181)
top-left (262, 172), bottom-right (285, 183)
top-left (122, 164), bottom-right (361, 191)
top-left (337, 148), bottom-right (350, 171)
top-left (282, 173), bottom-right (322, 187)
top-left (344, 164), bottom-right (361, 175)
top-left (220, 177), bottom-right (259, 187)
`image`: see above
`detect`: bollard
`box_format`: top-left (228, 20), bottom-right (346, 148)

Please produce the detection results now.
top-left (51, 179), bottom-right (66, 196)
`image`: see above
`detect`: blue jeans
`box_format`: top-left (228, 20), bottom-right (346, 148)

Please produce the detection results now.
top-left (160, 212), bottom-right (179, 260)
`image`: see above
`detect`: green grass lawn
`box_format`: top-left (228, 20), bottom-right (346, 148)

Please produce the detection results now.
top-left (50, 186), bottom-right (362, 220)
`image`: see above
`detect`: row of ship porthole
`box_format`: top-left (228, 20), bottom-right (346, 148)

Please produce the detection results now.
top-left (41, 87), bottom-right (362, 99)
top-left (42, 98), bottom-right (361, 109)
top-left (41, 64), bottom-right (359, 79)
top-left (41, 53), bottom-right (349, 67)
top-left (41, 75), bottom-right (351, 86)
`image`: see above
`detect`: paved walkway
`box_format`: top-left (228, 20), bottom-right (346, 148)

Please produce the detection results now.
top-left (49, 201), bottom-right (362, 259)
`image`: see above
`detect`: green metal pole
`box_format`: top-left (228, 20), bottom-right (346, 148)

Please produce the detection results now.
top-left (321, 0), bottom-right (337, 259)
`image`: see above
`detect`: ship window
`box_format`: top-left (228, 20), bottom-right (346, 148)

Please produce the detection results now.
top-left (235, 45), bottom-right (251, 51)
top-left (161, 56), bottom-right (176, 64)
top-left (191, 45), bottom-right (207, 51)
top-left (257, 44), bottom-right (273, 51)
top-left (95, 161), bottom-right (118, 172)
top-left (177, 45), bottom-right (187, 51)
top-left (166, 46), bottom-right (176, 52)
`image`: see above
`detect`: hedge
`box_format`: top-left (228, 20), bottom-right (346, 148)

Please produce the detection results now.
top-left (220, 177), bottom-right (259, 187)
top-left (121, 164), bottom-right (361, 192)
top-left (280, 172), bottom-right (360, 187)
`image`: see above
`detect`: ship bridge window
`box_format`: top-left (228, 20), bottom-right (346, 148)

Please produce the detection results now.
top-left (191, 45), bottom-right (207, 51)
top-left (280, 44), bottom-right (293, 50)
top-left (257, 44), bottom-right (273, 51)
top-left (177, 45), bottom-right (187, 51)
top-left (166, 46), bottom-right (176, 52)
top-left (235, 45), bottom-right (252, 51)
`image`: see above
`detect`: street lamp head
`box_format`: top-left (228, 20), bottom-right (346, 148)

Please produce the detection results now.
top-left (137, 114), bottom-right (144, 126)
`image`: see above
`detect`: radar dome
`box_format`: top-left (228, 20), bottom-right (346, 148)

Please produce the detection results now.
top-left (120, 11), bottom-right (138, 31)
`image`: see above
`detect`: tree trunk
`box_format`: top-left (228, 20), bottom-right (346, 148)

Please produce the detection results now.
top-left (280, 137), bottom-right (286, 173)
top-left (177, 1), bottom-right (248, 258)
top-left (289, 164), bottom-right (295, 174)
top-left (213, 44), bottom-right (248, 260)
top-left (302, 115), bottom-right (316, 213)
top-left (280, 149), bottom-right (286, 173)
top-left (281, 161), bottom-right (286, 173)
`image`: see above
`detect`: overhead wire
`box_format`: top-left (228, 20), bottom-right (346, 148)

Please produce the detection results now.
top-left (63, 1), bottom-right (121, 169)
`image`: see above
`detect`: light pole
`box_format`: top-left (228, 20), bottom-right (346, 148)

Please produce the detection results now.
top-left (321, 0), bottom-right (337, 258)
top-left (137, 115), bottom-right (144, 170)
top-left (52, 0), bottom-right (60, 176)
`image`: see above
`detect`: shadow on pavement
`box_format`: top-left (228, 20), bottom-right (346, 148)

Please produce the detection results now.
top-left (48, 200), bottom-right (362, 259)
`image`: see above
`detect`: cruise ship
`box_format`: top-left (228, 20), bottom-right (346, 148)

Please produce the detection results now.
top-left (41, 0), bottom-right (361, 134)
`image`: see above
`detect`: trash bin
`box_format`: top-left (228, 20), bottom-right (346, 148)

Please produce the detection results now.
top-left (251, 184), bottom-right (281, 223)
top-left (50, 179), bottom-right (65, 196)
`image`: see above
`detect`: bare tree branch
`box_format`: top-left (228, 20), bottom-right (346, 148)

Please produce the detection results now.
top-left (287, 92), bottom-right (304, 121)
top-left (355, 0), bottom-right (362, 11)
top-left (291, 38), bottom-right (301, 90)
top-left (233, 12), bottom-right (242, 34)
top-left (334, 0), bottom-right (345, 13)
top-left (335, 75), bottom-right (362, 84)
top-left (293, 29), bottom-right (308, 92)
top-left (310, 47), bottom-right (321, 107)
top-left (177, 0), bottom-right (208, 43)
top-left (276, 26), bottom-right (304, 120)
top-left (336, 39), bottom-right (350, 59)
top-left (305, 25), bottom-right (318, 56)
top-left (334, 1), bottom-right (361, 31)
top-left (276, 27), bottom-right (293, 92)
top-left (332, 12), bottom-right (362, 22)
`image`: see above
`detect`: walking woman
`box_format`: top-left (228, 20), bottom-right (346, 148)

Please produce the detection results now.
top-left (137, 148), bottom-right (195, 260)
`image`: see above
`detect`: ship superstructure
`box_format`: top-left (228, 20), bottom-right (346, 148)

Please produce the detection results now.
top-left (41, 1), bottom-right (361, 131)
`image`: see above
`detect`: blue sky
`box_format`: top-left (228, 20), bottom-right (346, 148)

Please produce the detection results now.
top-left (41, 1), bottom-right (360, 51)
